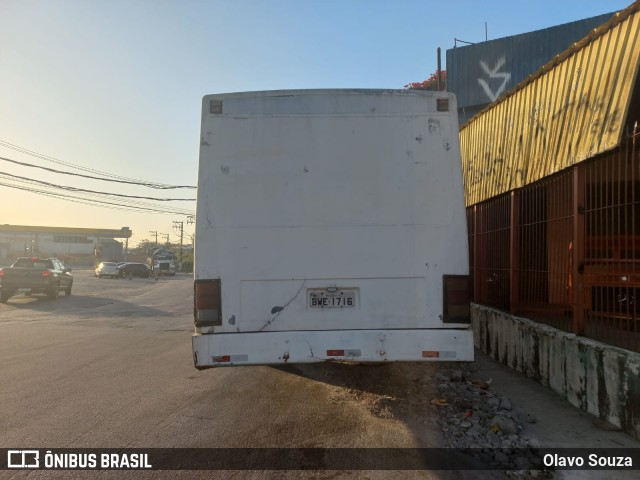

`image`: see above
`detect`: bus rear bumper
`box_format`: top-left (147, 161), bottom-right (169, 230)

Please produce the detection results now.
top-left (192, 328), bottom-right (473, 368)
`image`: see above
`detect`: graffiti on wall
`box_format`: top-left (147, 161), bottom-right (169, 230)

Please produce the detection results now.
top-left (462, 87), bottom-right (623, 205)
top-left (477, 57), bottom-right (512, 102)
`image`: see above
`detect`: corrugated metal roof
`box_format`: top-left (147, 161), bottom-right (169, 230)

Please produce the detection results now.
top-left (460, 1), bottom-right (640, 206)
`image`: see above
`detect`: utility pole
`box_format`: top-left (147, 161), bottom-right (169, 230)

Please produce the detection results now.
top-left (186, 214), bottom-right (196, 248)
top-left (149, 231), bottom-right (158, 247)
top-left (173, 220), bottom-right (184, 269)
top-left (161, 233), bottom-right (170, 245)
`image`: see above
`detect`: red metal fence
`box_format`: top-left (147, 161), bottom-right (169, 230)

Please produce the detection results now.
top-left (468, 127), bottom-right (640, 353)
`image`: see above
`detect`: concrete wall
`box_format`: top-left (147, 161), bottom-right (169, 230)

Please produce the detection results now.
top-left (472, 303), bottom-right (640, 441)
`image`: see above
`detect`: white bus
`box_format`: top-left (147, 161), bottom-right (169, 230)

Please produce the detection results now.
top-left (192, 89), bottom-right (473, 368)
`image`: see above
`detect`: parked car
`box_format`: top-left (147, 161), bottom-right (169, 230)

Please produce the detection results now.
top-left (95, 262), bottom-right (120, 278)
top-left (118, 262), bottom-right (151, 278)
top-left (0, 257), bottom-right (73, 302)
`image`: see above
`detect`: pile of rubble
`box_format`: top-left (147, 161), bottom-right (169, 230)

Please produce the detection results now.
top-left (432, 364), bottom-right (552, 478)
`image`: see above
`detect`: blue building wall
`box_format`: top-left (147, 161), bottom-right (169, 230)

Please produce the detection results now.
top-left (446, 12), bottom-right (615, 124)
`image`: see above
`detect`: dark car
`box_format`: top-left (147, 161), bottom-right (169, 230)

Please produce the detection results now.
top-left (0, 257), bottom-right (73, 302)
top-left (118, 262), bottom-right (151, 278)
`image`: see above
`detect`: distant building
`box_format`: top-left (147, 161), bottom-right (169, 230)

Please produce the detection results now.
top-left (0, 225), bottom-right (132, 264)
top-left (446, 11), bottom-right (616, 124)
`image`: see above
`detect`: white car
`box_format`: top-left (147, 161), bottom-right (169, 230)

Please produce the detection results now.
top-left (95, 262), bottom-right (120, 278)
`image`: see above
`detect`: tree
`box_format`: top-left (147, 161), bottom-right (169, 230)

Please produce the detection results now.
top-left (404, 70), bottom-right (446, 91)
top-left (133, 239), bottom-right (156, 256)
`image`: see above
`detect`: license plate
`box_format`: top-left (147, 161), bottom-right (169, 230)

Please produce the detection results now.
top-left (308, 289), bottom-right (356, 308)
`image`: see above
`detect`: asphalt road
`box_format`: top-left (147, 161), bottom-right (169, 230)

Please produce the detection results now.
top-left (0, 271), bottom-right (452, 479)
top-left (1, 271), bottom-right (637, 480)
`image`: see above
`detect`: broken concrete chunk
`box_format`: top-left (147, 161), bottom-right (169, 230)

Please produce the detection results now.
top-left (490, 415), bottom-right (518, 435)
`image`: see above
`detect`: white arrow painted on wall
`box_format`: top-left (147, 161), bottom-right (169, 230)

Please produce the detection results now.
top-left (477, 57), bottom-right (511, 102)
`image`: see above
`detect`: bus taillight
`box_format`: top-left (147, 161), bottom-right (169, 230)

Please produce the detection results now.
top-left (194, 279), bottom-right (222, 327)
top-left (443, 275), bottom-right (471, 323)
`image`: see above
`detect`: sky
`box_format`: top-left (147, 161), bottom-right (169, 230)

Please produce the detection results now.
top-left (0, 0), bottom-right (632, 246)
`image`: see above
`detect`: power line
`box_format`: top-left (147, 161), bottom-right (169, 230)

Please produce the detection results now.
top-left (0, 138), bottom-right (196, 216)
top-left (0, 155), bottom-right (195, 189)
top-left (3, 185), bottom-right (193, 215)
top-left (0, 179), bottom-right (193, 214)
top-left (0, 172), bottom-right (196, 202)
top-left (0, 138), bottom-right (190, 188)
top-left (0, 175), bottom-right (193, 215)
top-left (0, 181), bottom-right (193, 215)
